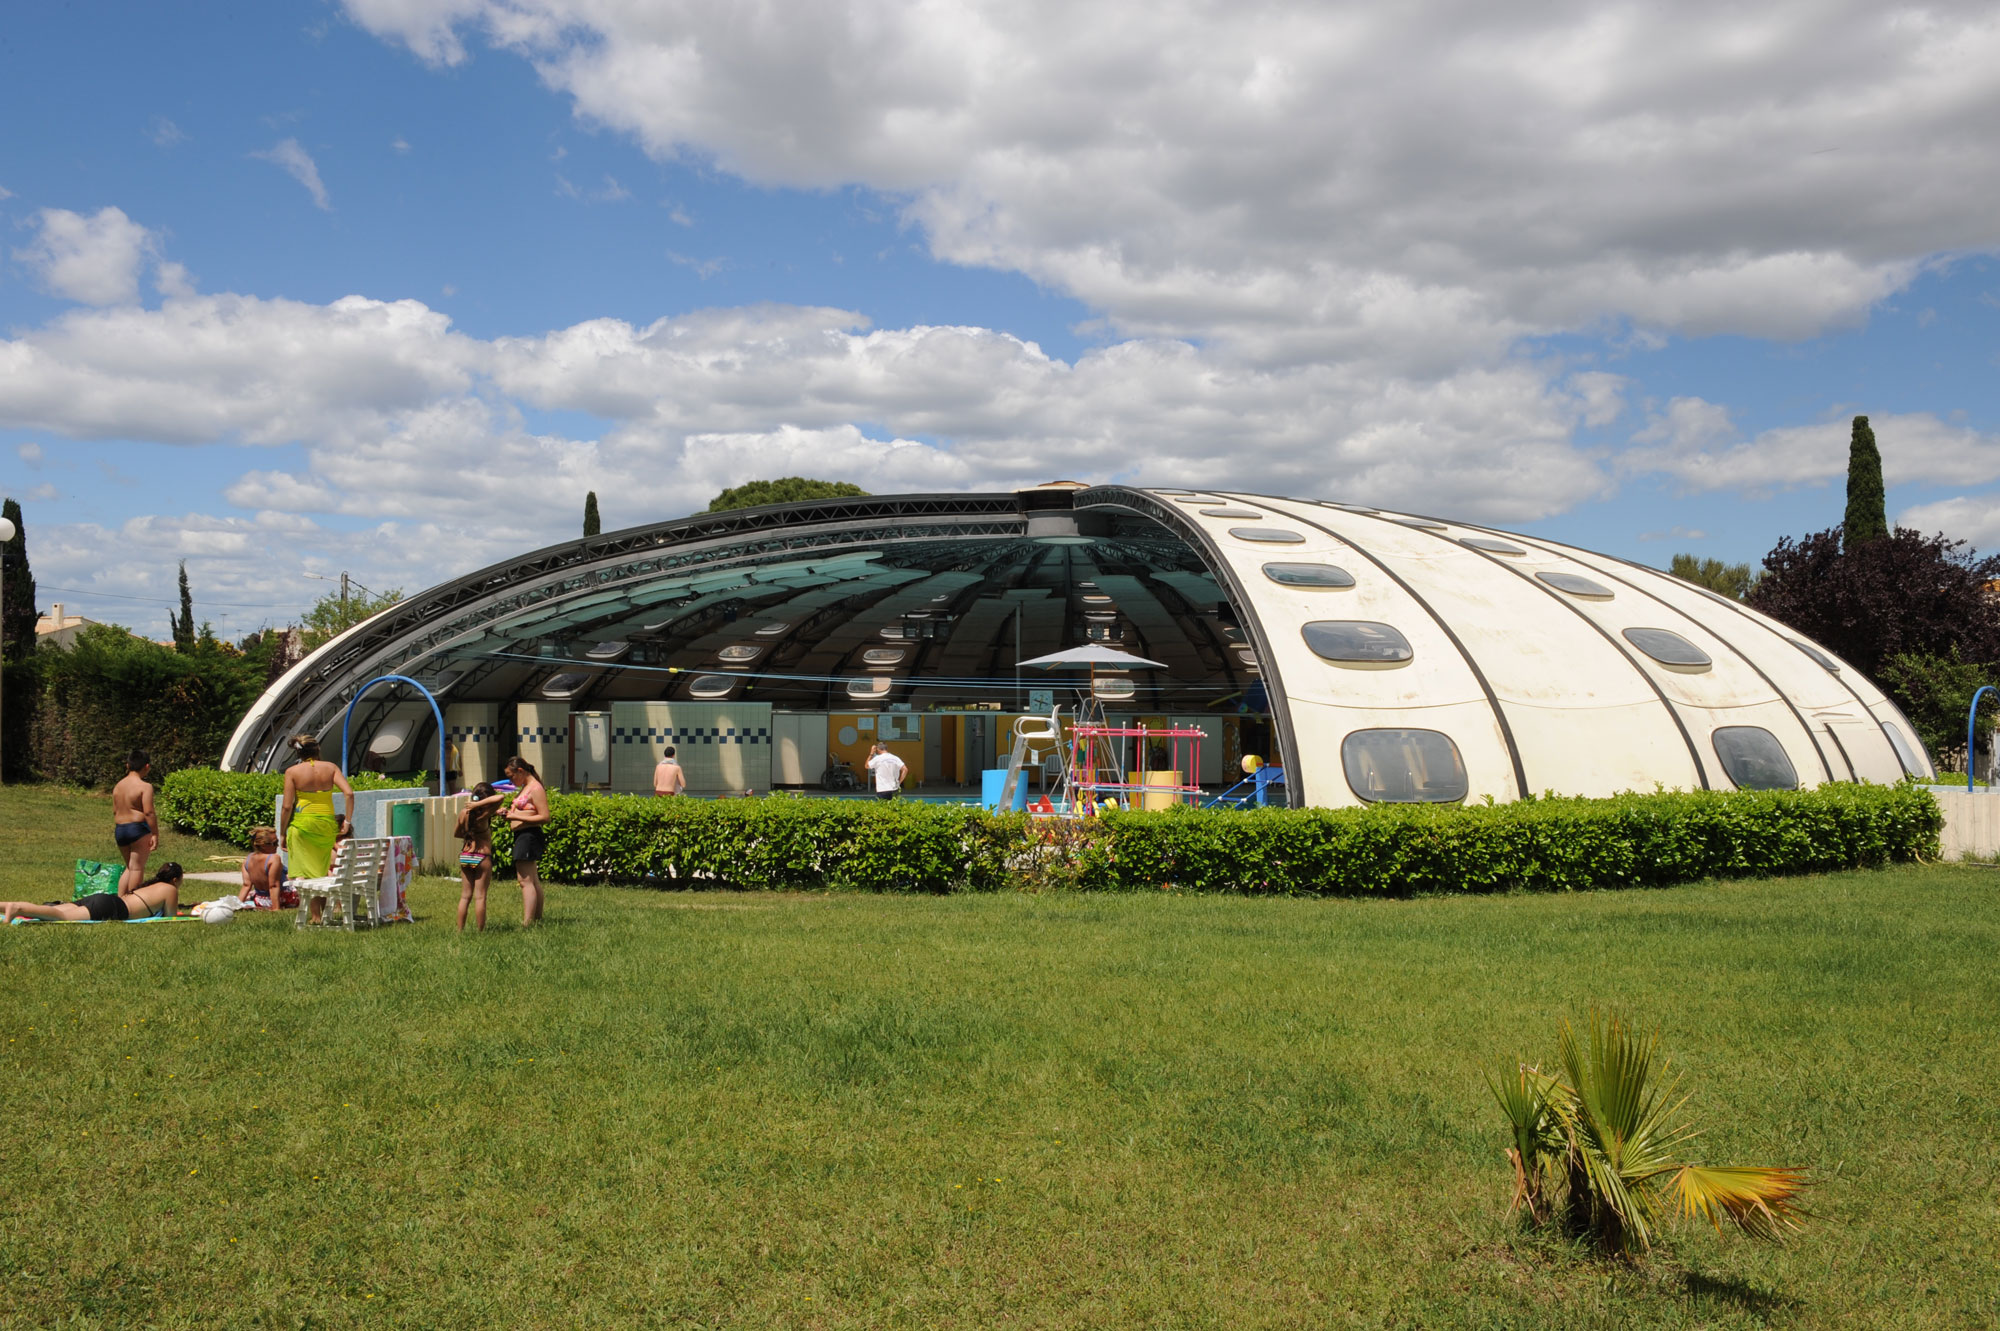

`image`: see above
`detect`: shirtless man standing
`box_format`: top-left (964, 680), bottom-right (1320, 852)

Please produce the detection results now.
top-left (111, 750), bottom-right (159, 892)
top-left (653, 745), bottom-right (687, 796)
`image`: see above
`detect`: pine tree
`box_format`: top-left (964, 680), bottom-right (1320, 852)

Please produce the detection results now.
top-left (583, 490), bottom-right (601, 538)
top-left (1843, 414), bottom-right (1888, 547)
top-left (171, 560), bottom-right (195, 652)
top-left (0, 498), bottom-right (35, 663)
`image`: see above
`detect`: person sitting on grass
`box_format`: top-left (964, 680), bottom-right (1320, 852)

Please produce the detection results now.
top-left (455, 783), bottom-right (508, 934)
top-left (3, 863), bottom-right (186, 924)
top-left (240, 826), bottom-right (284, 910)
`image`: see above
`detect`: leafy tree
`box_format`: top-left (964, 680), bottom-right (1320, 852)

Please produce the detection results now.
top-left (1844, 414), bottom-right (1888, 546)
top-left (1, 497), bottom-right (35, 664)
top-left (583, 490), bottom-right (601, 537)
top-left (300, 584), bottom-right (405, 652)
top-left (1879, 647), bottom-right (1992, 771)
top-left (1746, 526), bottom-right (2000, 680)
top-left (706, 477), bottom-right (868, 513)
top-left (1668, 553), bottom-right (1753, 600)
top-left (170, 560), bottom-right (196, 652)
top-left (29, 623), bottom-right (264, 784)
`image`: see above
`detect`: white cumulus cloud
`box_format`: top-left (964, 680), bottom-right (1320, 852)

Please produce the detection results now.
top-left (344, 0), bottom-right (2000, 365)
top-left (252, 138), bottom-right (332, 210)
top-left (1621, 404), bottom-right (2000, 495)
top-left (13, 207), bottom-right (159, 306)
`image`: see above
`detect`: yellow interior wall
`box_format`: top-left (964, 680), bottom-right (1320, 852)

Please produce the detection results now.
top-left (827, 712), bottom-right (925, 785)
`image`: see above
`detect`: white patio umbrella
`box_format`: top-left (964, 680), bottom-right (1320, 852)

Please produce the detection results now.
top-left (1015, 646), bottom-right (1168, 671)
top-left (1016, 645), bottom-right (1169, 702)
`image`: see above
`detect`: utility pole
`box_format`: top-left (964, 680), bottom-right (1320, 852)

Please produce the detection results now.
top-left (340, 571), bottom-right (349, 631)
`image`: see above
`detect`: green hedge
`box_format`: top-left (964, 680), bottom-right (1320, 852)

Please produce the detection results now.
top-left (157, 774), bottom-right (1942, 894)
top-left (160, 768), bottom-right (415, 847)
top-left (491, 795), bottom-right (1023, 893)
top-left (1065, 783), bottom-right (1941, 894)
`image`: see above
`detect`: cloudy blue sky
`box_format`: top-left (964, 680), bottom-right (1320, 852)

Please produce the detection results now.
top-left (3, 0), bottom-right (1997, 638)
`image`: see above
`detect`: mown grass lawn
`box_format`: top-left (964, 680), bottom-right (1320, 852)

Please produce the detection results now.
top-left (2, 782), bottom-right (1996, 1328)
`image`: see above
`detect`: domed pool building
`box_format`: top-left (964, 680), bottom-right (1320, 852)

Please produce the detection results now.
top-left (224, 484), bottom-right (1933, 804)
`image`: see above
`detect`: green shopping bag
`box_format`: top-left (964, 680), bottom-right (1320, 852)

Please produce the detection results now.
top-left (73, 860), bottom-right (122, 900)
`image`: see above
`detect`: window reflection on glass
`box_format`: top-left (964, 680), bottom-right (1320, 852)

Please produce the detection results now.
top-left (1622, 627), bottom-right (1711, 668)
top-left (1263, 562), bottom-right (1356, 588)
top-left (1302, 620), bottom-right (1414, 664)
top-left (1342, 729), bottom-right (1468, 803)
top-left (1711, 727), bottom-right (1799, 790)
top-left (1228, 527), bottom-right (1307, 543)
top-left (1536, 571), bottom-right (1615, 599)
top-left (1880, 722), bottom-right (1925, 777)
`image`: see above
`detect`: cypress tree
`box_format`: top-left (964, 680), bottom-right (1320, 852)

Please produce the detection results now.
top-left (583, 490), bottom-right (601, 538)
top-left (1844, 414), bottom-right (1888, 547)
top-left (171, 560), bottom-right (195, 652)
top-left (0, 498), bottom-right (35, 663)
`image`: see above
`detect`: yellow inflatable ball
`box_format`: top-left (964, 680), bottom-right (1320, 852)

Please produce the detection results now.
top-left (1240, 754), bottom-right (1263, 775)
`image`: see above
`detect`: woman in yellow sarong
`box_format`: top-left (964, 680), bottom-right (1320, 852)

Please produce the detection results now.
top-left (281, 734), bottom-right (355, 921)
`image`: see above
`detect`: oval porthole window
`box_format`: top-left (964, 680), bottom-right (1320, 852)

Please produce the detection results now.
top-left (753, 621), bottom-right (790, 637)
top-left (689, 675), bottom-right (737, 699)
top-left (1392, 517), bottom-right (1449, 531)
top-left (1342, 729), bottom-right (1469, 804)
top-left (847, 676), bottom-right (895, 699)
top-left (1881, 722), bottom-right (1925, 777)
top-left (1093, 678), bottom-right (1137, 701)
top-left (1461, 537), bottom-right (1526, 555)
top-left (1622, 627), bottom-right (1712, 669)
top-left (1327, 503), bottom-right (1377, 513)
top-left (1790, 638), bottom-right (1841, 674)
top-left (1262, 562), bottom-right (1356, 589)
top-left (1199, 507), bottom-right (1263, 519)
top-left (716, 644), bottom-right (762, 663)
top-left (1229, 526), bottom-right (1306, 544)
top-left (584, 640), bottom-right (630, 661)
top-left (1172, 496), bottom-right (1218, 505)
top-left (1234, 647), bottom-right (1259, 666)
top-left (862, 647), bottom-right (907, 666)
top-left (1302, 620), bottom-right (1414, 665)
top-left (1082, 593), bottom-right (1114, 604)
top-left (1712, 726), bottom-right (1799, 790)
top-left (539, 671), bottom-right (588, 700)
top-left (1537, 571), bottom-right (1615, 599)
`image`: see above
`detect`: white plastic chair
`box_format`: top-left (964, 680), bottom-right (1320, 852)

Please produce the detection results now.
top-left (291, 837), bottom-right (392, 931)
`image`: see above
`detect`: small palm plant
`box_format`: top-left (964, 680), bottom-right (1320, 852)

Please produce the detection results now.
top-left (1489, 1012), bottom-right (1809, 1257)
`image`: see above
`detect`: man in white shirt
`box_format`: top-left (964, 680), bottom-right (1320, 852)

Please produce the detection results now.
top-left (653, 745), bottom-right (687, 796)
top-left (864, 742), bottom-right (907, 800)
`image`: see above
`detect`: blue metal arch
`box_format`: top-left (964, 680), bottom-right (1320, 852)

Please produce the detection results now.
top-left (1968, 686), bottom-right (1998, 793)
top-left (341, 674), bottom-right (448, 797)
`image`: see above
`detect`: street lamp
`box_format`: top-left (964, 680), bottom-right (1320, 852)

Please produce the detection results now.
top-left (0, 512), bottom-right (14, 786)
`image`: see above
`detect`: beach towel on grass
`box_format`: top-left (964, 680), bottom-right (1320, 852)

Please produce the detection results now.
top-left (9, 914), bottom-right (200, 926)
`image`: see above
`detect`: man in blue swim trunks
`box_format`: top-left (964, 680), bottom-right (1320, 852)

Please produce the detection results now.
top-left (112, 750), bottom-right (158, 892)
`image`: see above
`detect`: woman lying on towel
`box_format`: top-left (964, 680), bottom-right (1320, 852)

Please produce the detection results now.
top-left (2, 863), bottom-right (185, 924)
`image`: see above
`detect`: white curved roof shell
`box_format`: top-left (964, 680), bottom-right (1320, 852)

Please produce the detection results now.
top-left (227, 484), bottom-right (1931, 805)
top-left (1170, 490), bottom-right (1930, 803)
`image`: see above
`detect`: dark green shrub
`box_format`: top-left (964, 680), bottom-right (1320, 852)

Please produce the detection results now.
top-left (160, 768), bottom-right (411, 847)
top-left (494, 793), bottom-right (1021, 892)
top-left (27, 627), bottom-right (266, 785)
top-left (1071, 783), bottom-right (1940, 894)
top-left (151, 775), bottom-right (1943, 892)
